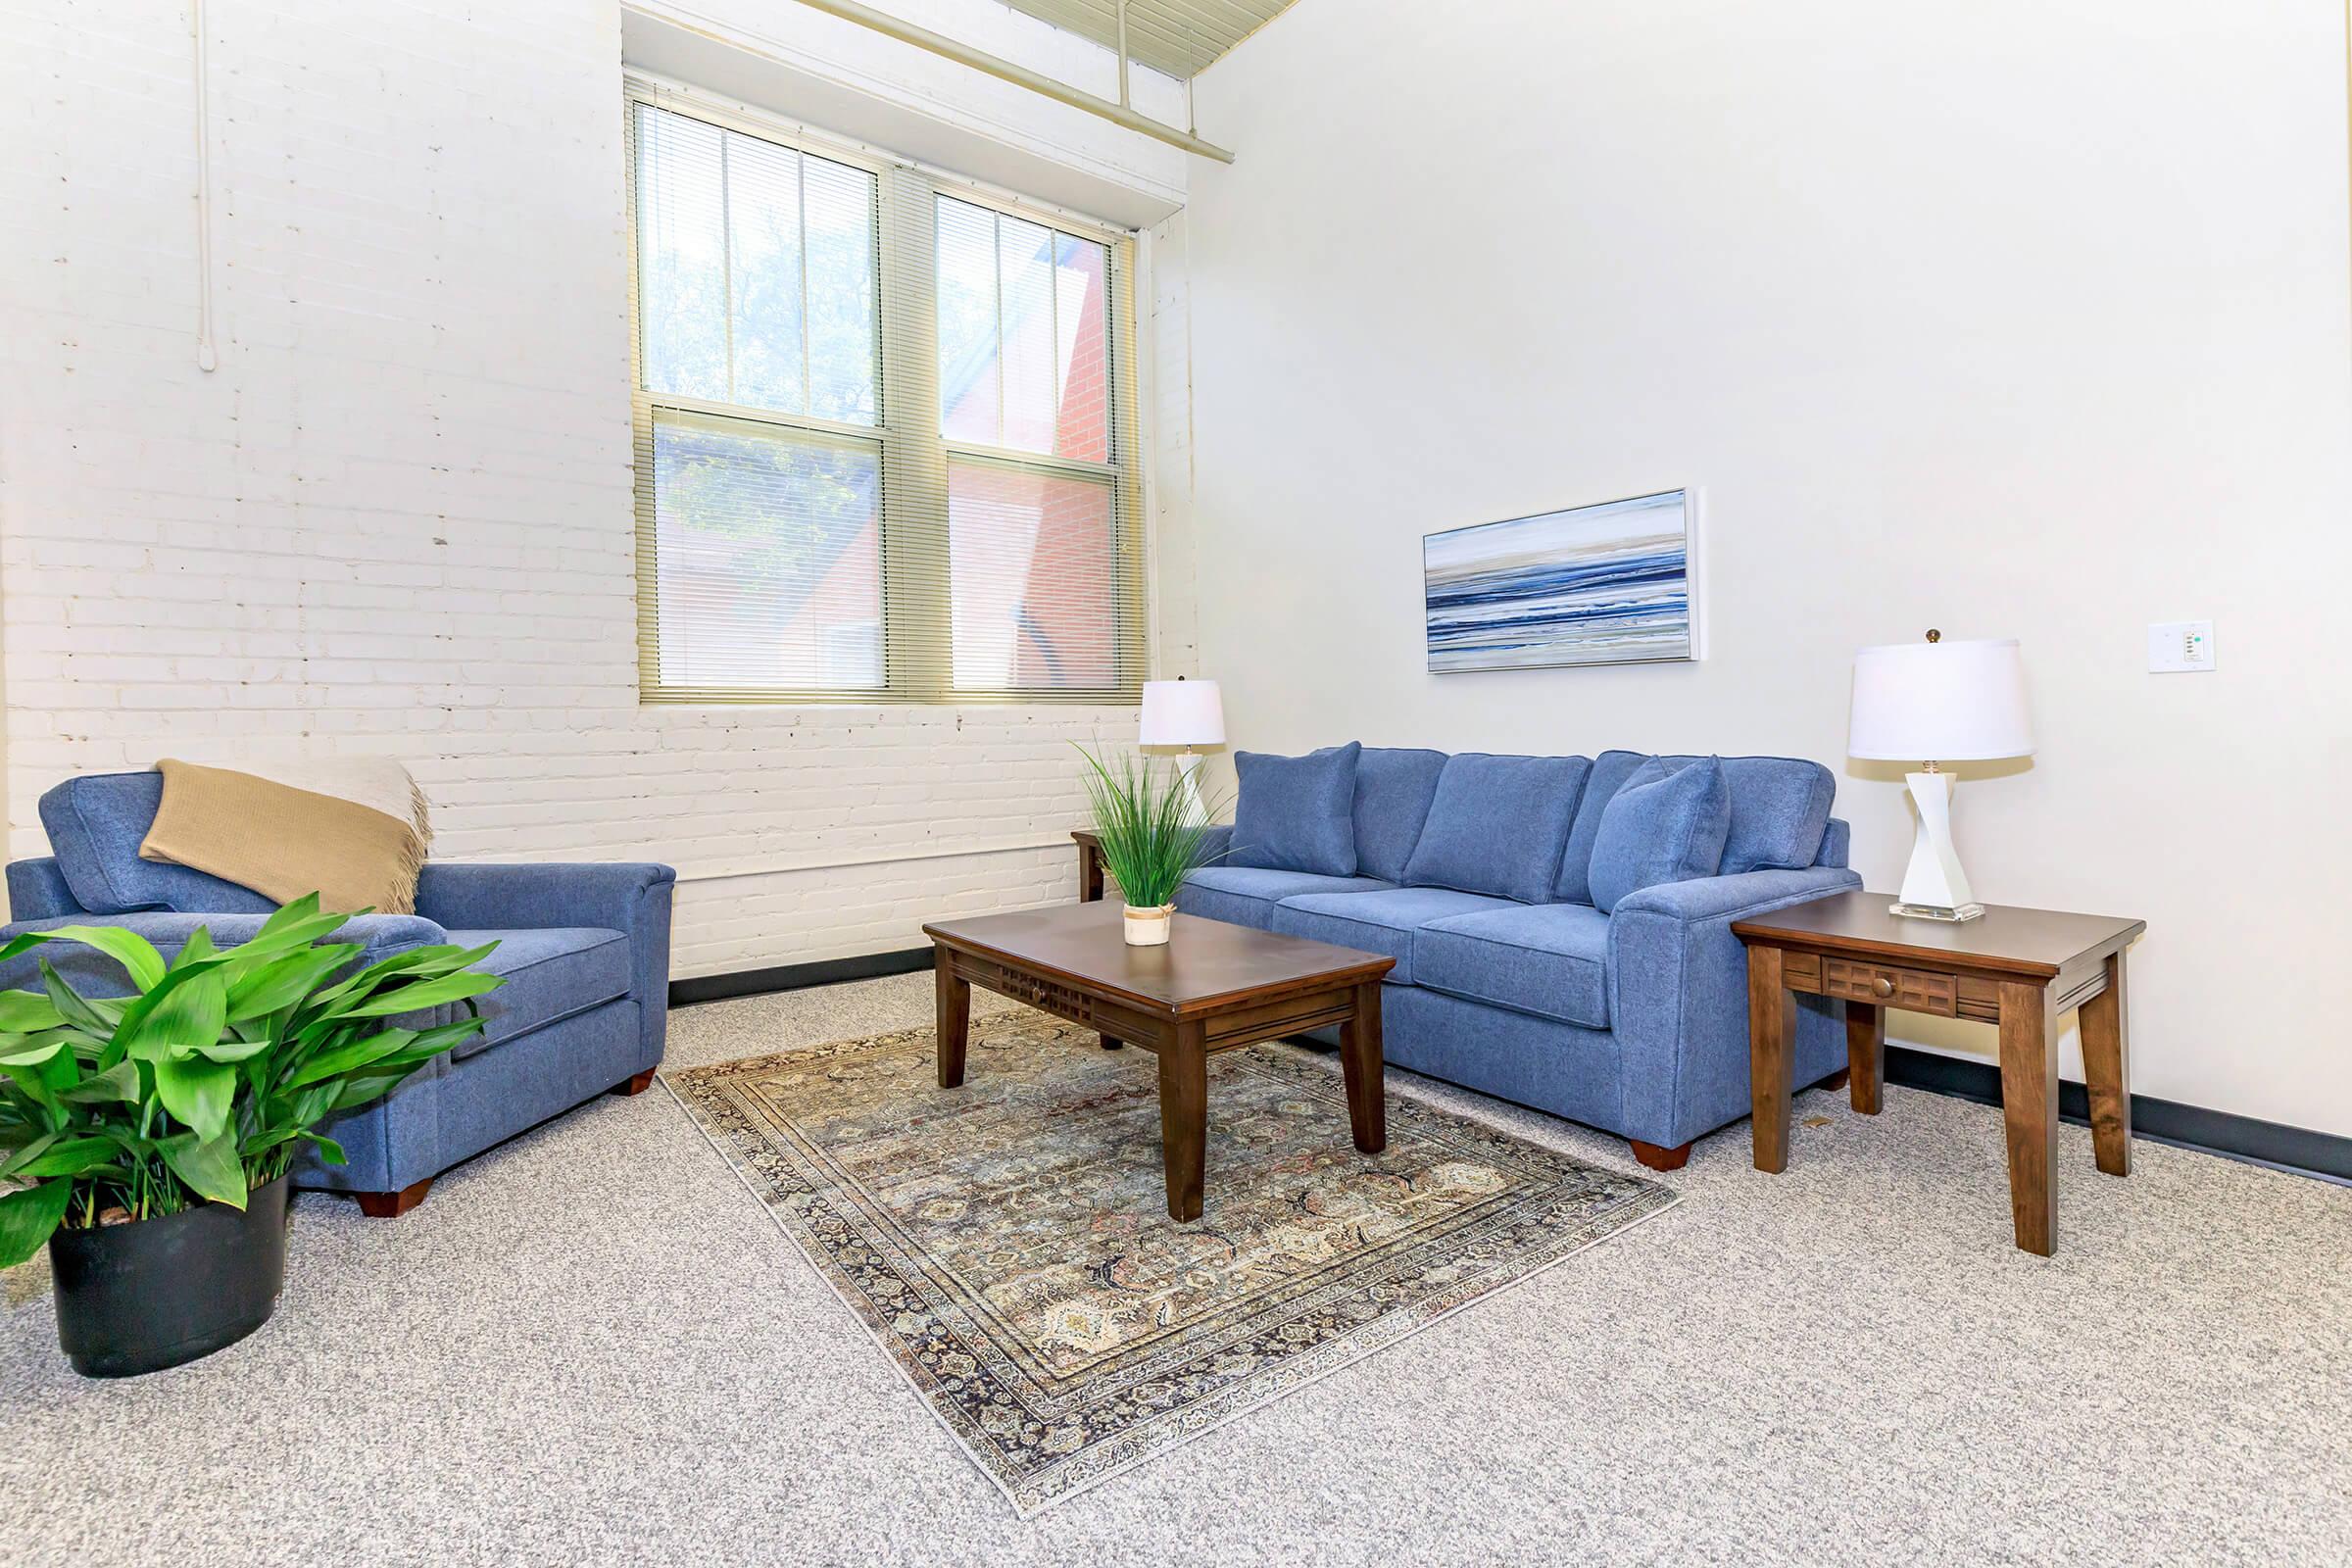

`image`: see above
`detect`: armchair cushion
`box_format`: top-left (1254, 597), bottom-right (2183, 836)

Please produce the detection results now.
top-left (1588, 757), bottom-right (1731, 913)
top-left (443, 927), bottom-right (629, 1057)
top-left (1268, 886), bottom-right (1516, 984)
top-left (1226, 744), bottom-right (1362, 877)
top-left (1402, 753), bottom-right (1590, 904)
top-left (1415, 901), bottom-right (1613, 1028)
top-left (0, 910), bottom-right (447, 998)
top-left (39, 772), bottom-right (276, 916)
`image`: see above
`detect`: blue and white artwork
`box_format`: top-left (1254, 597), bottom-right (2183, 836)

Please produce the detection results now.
top-left (1424, 490), bottom-right (1695, 671)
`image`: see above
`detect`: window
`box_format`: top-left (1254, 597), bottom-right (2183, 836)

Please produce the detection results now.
top-left (627, 95), bottom-right (1146, 703)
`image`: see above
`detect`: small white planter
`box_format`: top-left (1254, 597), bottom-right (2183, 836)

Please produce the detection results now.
top-left (1122, 903), bottom-right (1176, 947)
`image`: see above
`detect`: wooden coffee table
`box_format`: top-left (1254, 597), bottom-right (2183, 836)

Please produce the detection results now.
top-left (920, 903), bottom-right (1396, 1221)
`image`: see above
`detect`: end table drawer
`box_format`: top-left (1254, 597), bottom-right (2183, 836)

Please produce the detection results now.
top-left (1818, 957), bottom-right (1956, 1015)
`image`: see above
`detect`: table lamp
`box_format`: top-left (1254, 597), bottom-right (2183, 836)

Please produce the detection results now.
top-left (1138, 676), bottom-right (1224, 822)
top-left (1847, 631), bottom-right (2034, 921)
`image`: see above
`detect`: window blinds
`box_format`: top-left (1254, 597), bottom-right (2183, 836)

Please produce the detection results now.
top-left (627, 97), bottom-right (1147, 704)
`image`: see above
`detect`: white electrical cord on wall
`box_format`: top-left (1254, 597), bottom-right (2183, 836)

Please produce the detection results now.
top-left (193, 0), bottom-right (218, 372)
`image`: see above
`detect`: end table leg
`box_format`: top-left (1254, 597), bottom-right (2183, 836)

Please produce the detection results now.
top-left (934, 945), bottom-right (970, 1089)
top-left (1747, 946), bottom-right (1794, 1173)
top-left (1158, 1022), bottom-right (1207, 1222)
top-left (1997, 979), bottom-right (2059, 1255)
top-left (2080, 951), bottom-right (2132, 1177)
top-left (1339, 981), bottom-right (1387, 1153)
top-left (1845, 1000), bottom-right (1885, 1115)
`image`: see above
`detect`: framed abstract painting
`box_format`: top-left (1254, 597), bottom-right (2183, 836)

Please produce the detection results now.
top-left (1423, 489), bottom-right (1699, 672)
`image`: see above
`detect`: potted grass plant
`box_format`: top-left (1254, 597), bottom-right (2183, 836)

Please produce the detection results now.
top-left (1076, 743), bottom-right (1227, 946)
top-left (0, 896), bottom-right (503, 1377)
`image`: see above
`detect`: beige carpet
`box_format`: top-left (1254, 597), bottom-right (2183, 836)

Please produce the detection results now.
top-left (3, 971), bottom-right (2348, 1565)
top-left (666, 1012), bottom-right (1675, 1513)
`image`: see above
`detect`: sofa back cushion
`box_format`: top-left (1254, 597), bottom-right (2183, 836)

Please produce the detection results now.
top-left (1351, 748), bottom-right (1450, 883)
top-left (1555, 749), bottom-right (1648, 903)
top-left (1227, 743), bottom-right (1362, 877)
top-left (1659, 753), bottom-right (1836, 874)
top-left (38, 772), bottom-right (279, 916)
top-left (1401, 753), bottom-right (1591, 904)
top-left (1587, 756), bottom-right (1732, 913)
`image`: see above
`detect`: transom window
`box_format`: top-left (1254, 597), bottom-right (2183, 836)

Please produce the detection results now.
top-left (626, 95), bottom-right (1145, 703)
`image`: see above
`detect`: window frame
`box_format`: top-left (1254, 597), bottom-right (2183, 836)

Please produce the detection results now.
top-left (623, 78), bottom-right (1148, 706)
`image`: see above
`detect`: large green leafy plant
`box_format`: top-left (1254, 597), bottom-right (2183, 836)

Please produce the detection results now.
top-left (0, 897), bottom-right (503, 1265)
top-left (1075, 743), bottom-right (1227, 908)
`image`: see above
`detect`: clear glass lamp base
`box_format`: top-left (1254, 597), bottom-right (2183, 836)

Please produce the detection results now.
top-left (1889, 901), bottom-right (1985, 922)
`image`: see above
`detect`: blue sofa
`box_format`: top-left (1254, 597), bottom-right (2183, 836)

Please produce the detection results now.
top-left (3, 771), bottom-right (675, 1215)
top-left (1176, 747), bottom-right (1862, 1167)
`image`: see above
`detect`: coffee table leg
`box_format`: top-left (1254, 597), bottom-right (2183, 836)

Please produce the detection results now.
top-left (1747, 946), bottom-right (1794, 1172)
top-left (934, 943), bottom-right (969, 1089)
top-left (1158, 1021), bottom-right (1207, 1222)
top-left (1339, 981), bottom-right (1387, 1153)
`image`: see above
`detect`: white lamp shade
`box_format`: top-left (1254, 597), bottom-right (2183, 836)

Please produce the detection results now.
top-left (1138, 679), bottom-right (1225, 748)
top-left (1848, 639), bottom-right (2034, 762)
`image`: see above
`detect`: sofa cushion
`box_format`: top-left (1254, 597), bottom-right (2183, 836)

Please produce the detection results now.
top-left (1588, 757), bottom-right (1732, 913)
top-left (1400, 754), bottom-right (1590, 905)
top-left (39, 772), bottom-right (278, 916)
top-left (1269, 886), bottom-right (1518, 984)
top-left (1661, 754), bottom-right (1836, 874)
top-left (1414, 903), bottom-right (1613, 1029)
top-left (1554, 749), bottom-right (1648, 904)
top-left (1174, 866), bottom-right (1393, 930)
top-left (1350, 748), bottom-right (1450, 883)
top-left (442, 926), bottom-right (631, 1057)
top-left (1227, 743), bottom-right (1362, 877)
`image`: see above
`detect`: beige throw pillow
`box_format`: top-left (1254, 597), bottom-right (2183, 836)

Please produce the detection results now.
top-left (138, 758), bottom-right (432, 914)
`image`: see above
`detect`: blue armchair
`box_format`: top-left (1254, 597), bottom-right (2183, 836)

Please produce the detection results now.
top-left (3, 772), bottom-right (675, 1216)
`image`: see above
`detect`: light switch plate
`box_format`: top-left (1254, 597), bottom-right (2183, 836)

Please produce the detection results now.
top-left (2147, 619), bottom-right (2216, 672)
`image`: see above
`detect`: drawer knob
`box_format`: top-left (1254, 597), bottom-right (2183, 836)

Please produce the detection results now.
top-left (1872, 976), bottom-right (1895, 999)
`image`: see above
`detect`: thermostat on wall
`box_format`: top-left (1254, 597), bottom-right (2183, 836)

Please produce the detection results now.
top-left (2147, 619), bottom-right (2216, 673)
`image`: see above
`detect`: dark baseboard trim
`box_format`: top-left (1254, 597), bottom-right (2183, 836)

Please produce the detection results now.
top-left (669, 959), bottom-right (2347, 1184)
top-left (669, 946), bottom-right (933, 1007)
top-left (1885, 1045), bottom-right (2351, 1185)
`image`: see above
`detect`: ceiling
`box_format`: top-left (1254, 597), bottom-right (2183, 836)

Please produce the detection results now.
top-left (997, 0), bottom-right (1298, 80)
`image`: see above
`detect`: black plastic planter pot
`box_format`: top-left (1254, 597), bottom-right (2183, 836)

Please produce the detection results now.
top-left (47, 1175), bottom-right (292, 1378)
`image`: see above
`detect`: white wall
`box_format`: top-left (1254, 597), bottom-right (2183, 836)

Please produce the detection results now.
top-left (0, 0), bottom-right (1194, 978)
top-left (1181, 0), bottom-right (2352, 1134)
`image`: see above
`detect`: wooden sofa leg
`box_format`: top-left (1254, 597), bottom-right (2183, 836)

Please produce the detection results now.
top-left (1629, 1139), bottom-right (1692, 1172)
top-left (610, 1069), bottom-right (656, 1096)
top-left (1820, 1068), bottom-right (1852, 1093)
top-left (354, 1177), bottom-right (433, 1218)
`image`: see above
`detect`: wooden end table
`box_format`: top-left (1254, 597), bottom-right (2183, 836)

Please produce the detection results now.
top-left (920, 903), bottom-right (1396, 1222)
top-left (1072, 828), bottom-right (1105, 904)
top-left (1732, 892), bottom-right (2144, 1256)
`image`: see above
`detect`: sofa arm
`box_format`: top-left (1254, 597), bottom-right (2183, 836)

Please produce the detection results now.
top-left (415, 861), bottom-right (673, 934)
top-left (1613, 866), bottom-right (1861, 924)
top-left (0, 911), bottom-right (448, 998)
top-left (415, 861), bottom-right (675, 1070)
top-left (6, 858), bottom-right (82, 922)
top-left (1606, 867), bottom-right (1862, 1148)
top-left (1199, 824), bottom-right (1236, 864)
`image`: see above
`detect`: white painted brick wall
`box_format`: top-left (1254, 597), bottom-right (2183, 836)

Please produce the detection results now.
top-left (0, 0), bottom-right (1190, 977)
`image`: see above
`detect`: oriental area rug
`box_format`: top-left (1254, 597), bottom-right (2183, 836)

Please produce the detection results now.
top-left (664, 1012), bottom-right (1678, 1515)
